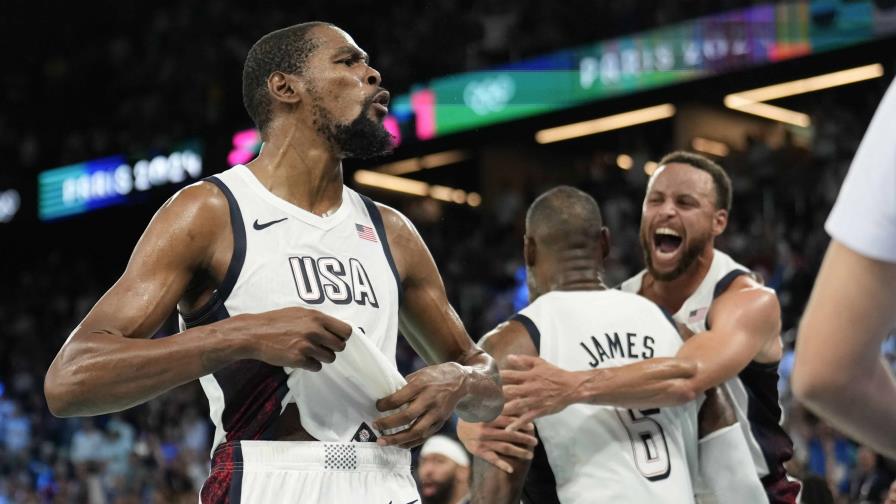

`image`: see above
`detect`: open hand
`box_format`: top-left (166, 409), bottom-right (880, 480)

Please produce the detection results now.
top-left (501, 354), bottom-right (582, 431)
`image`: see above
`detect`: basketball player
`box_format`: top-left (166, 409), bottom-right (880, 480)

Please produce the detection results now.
top-left (418, 435), bottom-right (471, 504)
top-left (470, 152), bottom-right (798, 503)
top-left (468, 186), bottom-right (764, 504)
top-left (44, 22), bottom-right (502, 502)
top-left (792, 77), bottom-right (896, 459)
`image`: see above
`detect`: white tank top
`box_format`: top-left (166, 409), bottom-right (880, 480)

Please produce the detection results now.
top-left (178, 165), bottom-right (403, 453)
top-left (513, 290), bottom-right (701, 504)
top-left (619, 250), bottom-right (794, 484)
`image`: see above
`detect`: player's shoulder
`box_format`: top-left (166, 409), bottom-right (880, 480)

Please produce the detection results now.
top-left (361, 197), bottom-right (417, 239)
top-left (478, 319), bottom-right (539, 362)
top-left (151, 179), bottom-right (230, 237)
top-left (714, 273), bottom-right (780, 321)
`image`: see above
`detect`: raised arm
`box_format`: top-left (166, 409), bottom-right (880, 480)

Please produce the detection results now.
top-left (372, 204), bottom-right (502, 447)
top-left (44, 182), bottom-right (351, 417)
top-left (502, 276), bottom-right (778, 426)
top-left (792, 240), bottom-right (896, 458)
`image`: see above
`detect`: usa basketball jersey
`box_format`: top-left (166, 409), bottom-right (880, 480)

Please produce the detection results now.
top-left (620, 249), bottom-right (798, 503)
top-left (512, 290), bottom-right (701, 504)
top-left (177, 165), bottom-right (403, 453)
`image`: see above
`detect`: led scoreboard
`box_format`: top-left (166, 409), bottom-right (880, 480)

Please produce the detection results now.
top-left (38, 142), bottom-right (202, 221)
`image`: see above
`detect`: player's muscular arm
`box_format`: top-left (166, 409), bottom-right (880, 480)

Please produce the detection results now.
top-left (371, 205), bottom-right (502, 447)
top-left (467, 322), bottom-right (537, 501)
top-left (502, 277), bottom-right (779, 427)
top-left (573, 277), bottom-right (779, 408)
top-left (696, 386), bottom-right (768, 503)
top-left (45, 183), bottom-right (351, 417)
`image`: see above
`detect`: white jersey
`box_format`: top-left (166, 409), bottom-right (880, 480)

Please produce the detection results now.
top-left (620, 250), bottom-right (796, 502)
top-left (177, 165), bottom-right (404, 454)
top-left (826, 76), bottom-right (896, 262)
top-left (512, 290), bottom-right (701, 504)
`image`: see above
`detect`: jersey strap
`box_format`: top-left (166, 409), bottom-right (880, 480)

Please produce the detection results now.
top-left (510, 313), bottom-right (541, 353)
top-left (359, 194), bottom-right (403, 306)
top-left (181, 175), bottom-right (247, 327)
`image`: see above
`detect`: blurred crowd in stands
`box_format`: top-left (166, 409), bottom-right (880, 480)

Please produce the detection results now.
top-left (2, 0), bottom-right (895, 502)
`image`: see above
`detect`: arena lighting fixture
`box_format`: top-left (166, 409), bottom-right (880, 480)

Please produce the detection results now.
top-left (731, 102), bottom-right (811, 127)
top-left (616, 154), bottom-right (634, 170)
top-left (644, 161), bottom-right (659, 176)
top-left (724, 63), bottom-right (884, 127)
top-left (375, 150), bottom-right (470, 175)
top-left (353, 169), bottom-right (481, 207)
top-left (353, 170), bottom-right (428, 196)
top-left (535, 104), bottom-right (677, 144)
top-left (691, 137), bottom-right (731, 157)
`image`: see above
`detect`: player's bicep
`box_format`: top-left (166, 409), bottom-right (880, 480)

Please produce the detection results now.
top-left (677, 286), bottom-right (779, 389)
top-left (379, 204), bottom-right (475, 364)
top-left (74, 183), bottom-right (223, 341)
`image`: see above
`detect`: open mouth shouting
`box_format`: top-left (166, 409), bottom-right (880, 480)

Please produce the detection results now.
top-left (652, 226), bottom-right (684, 266)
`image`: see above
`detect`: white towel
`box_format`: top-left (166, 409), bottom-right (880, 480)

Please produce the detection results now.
top-left (283, 327), bottom-right (409, 441)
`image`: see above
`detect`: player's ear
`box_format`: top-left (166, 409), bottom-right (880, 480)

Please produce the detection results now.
top-left (712, 209), bottom-right (728, 237)
top-left (599, 226), bottom-right (611, 260)
top-left (524, 234), bottom-right (537, 268)
top-left (267, 71), bottom-right (304, 105)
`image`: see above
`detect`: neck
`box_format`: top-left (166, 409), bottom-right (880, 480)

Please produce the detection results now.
top-left (548, 262), bottom-right (607, 293)
top-left (246, 121), bottom-right (344, 215)
top-left (643, 247), bottom-right (715, 313)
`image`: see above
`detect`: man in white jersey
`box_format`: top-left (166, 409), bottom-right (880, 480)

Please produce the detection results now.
top-left (467, 187), bottom-right (763, 504)
top-left (793, 76), bottom-right (896, 459)
top-left (44, 22), bottom-right (503, 503)
top-left (465, 152), bottom-right (799, 503)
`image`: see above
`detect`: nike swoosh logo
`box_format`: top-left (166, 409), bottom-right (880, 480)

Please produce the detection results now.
top-left (253, 217), bottom-right (288, 230)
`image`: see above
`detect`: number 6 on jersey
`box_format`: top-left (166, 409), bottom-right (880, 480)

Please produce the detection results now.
top-left (616, 408), bottom-right (671, 481)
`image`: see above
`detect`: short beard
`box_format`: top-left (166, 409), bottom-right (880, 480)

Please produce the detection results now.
top-left (640, 229), bottom-right (707, 282)
top-left (421, 479), bottom-right (455, 504)
top-left (312, 95), bottom-right (394, 159)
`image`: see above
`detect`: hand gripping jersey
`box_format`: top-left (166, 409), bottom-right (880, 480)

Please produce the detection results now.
top-left (176, 165), bottom-right (410, 501)
top-left (620, 249), bottom-right (799, 503)
top-left (512, 290), bottom-right (702, 504)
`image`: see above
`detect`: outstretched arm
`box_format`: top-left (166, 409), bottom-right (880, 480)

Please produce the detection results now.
top-left (792, 240), bottom-right (896, 458)
top-left (503, 276), bottom-right (779, 427)
top-left (372, 205), bottom-right (502, 447)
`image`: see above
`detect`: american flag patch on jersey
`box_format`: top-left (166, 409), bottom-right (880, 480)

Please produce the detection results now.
top-left (356, 223), bottom-right (378, 242)
top-left (688, 307), bottom-right (709, 323)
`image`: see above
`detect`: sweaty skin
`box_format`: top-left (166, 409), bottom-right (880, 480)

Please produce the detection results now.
top-left (44, 25), bottom-right (502, 446)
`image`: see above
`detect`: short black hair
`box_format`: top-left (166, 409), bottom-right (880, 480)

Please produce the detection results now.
top-left (526, 186), bottom-right (604, 250)
top-left (242, 22), bottom-right (333, 133)
top-left (657, 151), bottom-right (732, 212)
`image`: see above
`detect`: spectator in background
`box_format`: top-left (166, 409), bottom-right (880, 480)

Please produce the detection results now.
top-left (418, 436), bottom-right (471, 504)
top-left (849, 447), bottom-right (894, 504)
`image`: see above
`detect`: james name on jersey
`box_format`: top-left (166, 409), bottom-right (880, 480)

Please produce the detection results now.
top-left (579, 332), bottom-right (656, 368)
top-left (289, 255), bottom-right (379, 307)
